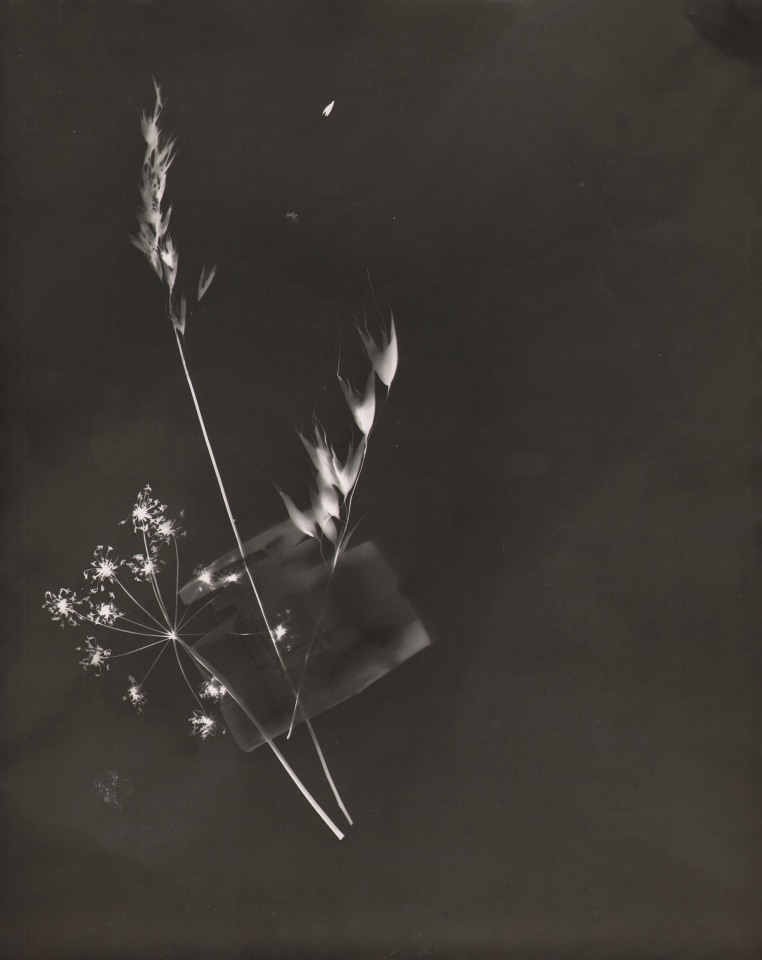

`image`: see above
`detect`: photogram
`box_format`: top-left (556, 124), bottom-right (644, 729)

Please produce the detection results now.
top-left (44, 81), bottom-right (430, 840)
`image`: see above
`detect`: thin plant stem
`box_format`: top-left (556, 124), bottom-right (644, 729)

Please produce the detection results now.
top-left (75, 613), bottom-right (165, 638)
top-left (366, 268), bottom-right (385, 324)
top-left (110, 639), bottom-right (169, 659)
top-left (287, 597), bottom-right (329, 739)
top-left (141, 638), bottom-right (172, 684)
top-left (173, 537), bottom-right (181, 629)
top-left (132, 86), bottom-right (349, 831)
top-left (173, 329), bottom-right (273, 637)
top-left (176, 592), bottom-right (223, 632)
top-left (172, 640), bottom-right (206, 711)
top-left (113, 576), bottom-right (169, 632)
top-left (143, 530), bottom-right (172, 629)
top-left (305, 722), bottom-right (353, 826)
top-left (173, 327), bottom-right (352, 826)
top-left (332, 438), bottom-right (368, 571)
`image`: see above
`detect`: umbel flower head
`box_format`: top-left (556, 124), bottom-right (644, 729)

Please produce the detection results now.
top-left (44, 484), bottom-right (225, 743)
top-left (78, 638), bottom-right (111, 675)
top-left (123, 676), bottom-right (146, 712)
top-left (121, 484), bottom-right (184, 548)
top-left (126, 552), bottom-right (163, 581)
top-left (124, 484), bottom-right (166, 534)
top-left (190, 710), bottom-right (218, 740)
top-left (89, 595), bottom-right (124, 626)
top-left (84, 545), bottom-right (120, 592)
top-left (200, 679), bottom-right (226, 702)
top-left (154, 513), bottom-right (183, 544)
top-left (43, 588), bottom-right (80, 627)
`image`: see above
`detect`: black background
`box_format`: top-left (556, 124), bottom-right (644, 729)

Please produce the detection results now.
top-left (2, 1), bottom-right (762, 957)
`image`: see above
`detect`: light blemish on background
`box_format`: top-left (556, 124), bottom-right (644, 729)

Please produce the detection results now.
top-left (92, 771), bottom-right (129, 809)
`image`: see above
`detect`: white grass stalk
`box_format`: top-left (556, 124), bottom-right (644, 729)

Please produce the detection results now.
top-left (174, 328), bottom-right (353, 826)
top-left (132, 81), bottom-right (350, 832)
top-left (46, 517), bottom-right (346, 838)
top-left (284, 304), bottom-right (397, 733)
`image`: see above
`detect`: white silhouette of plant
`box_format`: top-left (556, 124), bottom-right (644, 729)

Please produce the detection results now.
top-left (45, 486), bottom-right (222, 731)
top-left (129, 81), bottom-right (357, 837)
top-left (47, 81), bottom-right (401, 841)
top-left (276, 285), bottom-right (398, 734)
top-left (280, 304), bottom-right (397, 572)
top-left (44, 484), bottom-right (351, 837)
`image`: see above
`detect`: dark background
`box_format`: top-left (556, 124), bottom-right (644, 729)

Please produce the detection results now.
top-left (2, 0), bottom-right (762, 957)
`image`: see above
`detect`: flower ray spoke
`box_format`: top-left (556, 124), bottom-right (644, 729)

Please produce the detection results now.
top-left (140, 638), bottom-right (172, 685)
top-left (176, 591), bottom-right (222, 632)
top-left (113, 576), bottom-right (168, 631)
top-left (75, 614), bottom-right (166, 639)
top-left (109, 639), bottom-right (170, 659)
top-left (142, 529), bottom-right (172, 628)
top-left (172, 639), bottom-right (206, 711)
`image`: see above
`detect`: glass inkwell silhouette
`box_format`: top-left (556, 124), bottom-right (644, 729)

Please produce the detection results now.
top-left (179, 520), bottom-right (430, 750)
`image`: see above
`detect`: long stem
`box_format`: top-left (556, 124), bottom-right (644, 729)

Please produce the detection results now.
top-left (173, 329), bottom-right (352, 826)
top-left (174, 330), bottom-right (272, 633)
top-left (173, 537), bottom-right (181, 629)
top-left (305, 722), bottom-right (353, 826)
top-left (286, 593), bottom-right (329, 739)
top-left (176, 637), bottom-right (344, 840)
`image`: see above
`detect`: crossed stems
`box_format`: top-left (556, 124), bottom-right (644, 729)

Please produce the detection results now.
top-left (173, 327), bottom-right (352, 831)
top-left (72, 533), bottom-right (347, 840)
top-left (134, 81), bottom-right (354, 833)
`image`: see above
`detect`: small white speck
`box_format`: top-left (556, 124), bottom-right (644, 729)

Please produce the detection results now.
top-left (322, 100), bottom-right (335, 117)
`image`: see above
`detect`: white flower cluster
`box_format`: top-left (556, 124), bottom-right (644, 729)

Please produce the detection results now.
top-left (44, 486), bottom-right (221, 741)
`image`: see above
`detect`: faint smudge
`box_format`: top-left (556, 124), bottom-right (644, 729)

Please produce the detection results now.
top-left (92, 771), bottom-right (129, 809)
